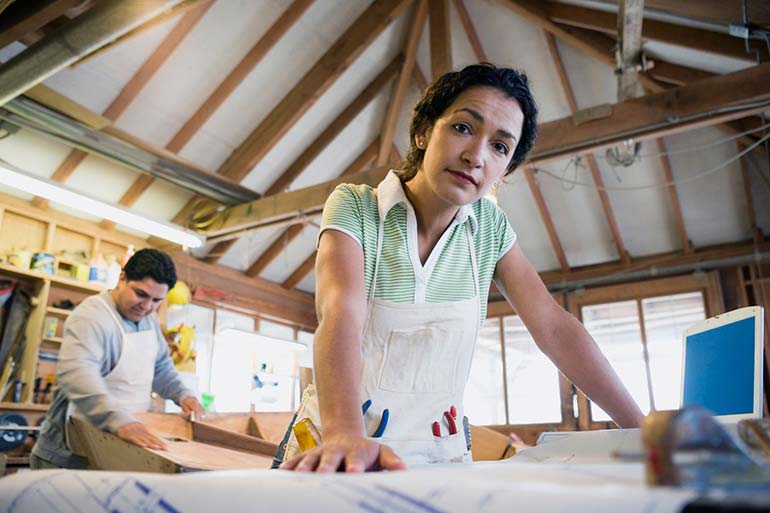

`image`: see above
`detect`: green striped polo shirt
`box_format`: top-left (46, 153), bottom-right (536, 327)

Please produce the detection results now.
top-left (318, 171), bottom-right (516, 325)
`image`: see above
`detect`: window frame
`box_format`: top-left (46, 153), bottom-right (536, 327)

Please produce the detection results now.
top-left (567, 272), bottom-right (723, 431)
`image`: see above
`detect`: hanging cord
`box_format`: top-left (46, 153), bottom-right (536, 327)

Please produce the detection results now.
top-left (534, 130), bottom-right (770, 192)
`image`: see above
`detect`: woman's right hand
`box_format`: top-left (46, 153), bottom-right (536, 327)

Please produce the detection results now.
top-left (279, 433), bottom-right (406, 473)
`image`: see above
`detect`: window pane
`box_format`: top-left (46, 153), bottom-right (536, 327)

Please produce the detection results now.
top-left (464, 318), bottom-right (506, 425)
top-left (642, 292), bottom-right (706, 411)
top-left (504, 315), bottom-right (562, 424)
top-left (582, 300), bottom-right (650, 421)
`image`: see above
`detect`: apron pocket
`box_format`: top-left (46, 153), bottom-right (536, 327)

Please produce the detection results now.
top-left (379, 325), bottom-right (463, 394)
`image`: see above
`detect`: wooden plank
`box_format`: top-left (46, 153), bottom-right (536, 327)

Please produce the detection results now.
top-left (539, 240), bottom-right (770, 287)
top-left (644, 60), bottom-right (715, 87)
top-left (656, 138), bottom-right (693, 253)
top-left (642, 0), bottom-right (770, 26)
top-left (100, 174), bottom-right (156, 230)
top-left (0, 0), bottom-right (82, 49)
top-left (103, 1), bottom-right (213, 121)
top-left (191, 420), bottom-right (279, 457)
top-left (166, 0), bottom-right (313, 154)
top-left (377, 0), bottom-right (427, 166)
top-left (531, 62), bottom-right (770, 164)
top-left (524, 168), bottom-right (569, 272)
top-left (738, 142), bottom-right (764, 244)
top-left (428, 0), bottom-right (451, 80)
top-left (268, 55), bottom-right (402, 196)
top-left (260, 139), bottom-right (379, 285)
top-left (217, 0), bottom-right (411, 182)
top-left (33, 2), bottom-right (211, 209)
top-left (544, 1), bottom-right (764, 62)
top-left (453, 0), bottom-right (485, 62)
top-left (282, 252), bottom-right (315, 290)
top-left (23, 84), bottom-right (111, 129)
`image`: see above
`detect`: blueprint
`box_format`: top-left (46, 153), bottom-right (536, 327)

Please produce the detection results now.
top-left (0, 459), bottom-right (696, 513)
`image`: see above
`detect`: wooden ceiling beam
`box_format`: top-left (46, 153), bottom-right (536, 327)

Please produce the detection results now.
top-left (545, 32), bottom-right (627, 266)
top-left (216, 0), bottom-right (411, 183)
top-left (626, 1), bottom-right (770, 28)
top-left (524, 168), bottom-right (570, 272)
top-left (377, 0), bottom-right (427, 166)
top-left (538, 239), bottom-right (770, 287)
top-left (117, 0), bottom-right (310, 243)
top-left (0, 0), bottom-right (83, 49)
top-left (428, 0), bottom-right (452, 80)
top-left (737, 142), bottom-right (764, 244)
top-left (282, 252), bottom-right (316, 290)
top-left (204, 54), bottom-right (400, 265)
top-left (244, 138), bottom-right (379, 278)
top-left (206, 62), bottom-right (770, 238)
top-left (544, 2), bottom-right (763, 62)
top-left (655, 138), bottom-right (693, 253)
top-left (453, 0), bottom-right (485, 62)
top-left (276, 138), bottom-right (380, 290)
top-left (31, 1), bottom-right (212, 212)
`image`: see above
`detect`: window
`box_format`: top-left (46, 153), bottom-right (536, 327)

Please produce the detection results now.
top-left (464, 318), bottom-right (506, 424)
top-left (503, 315), bottom-right (562, 424)
top-left (581, 292), bottom-right (706, 421)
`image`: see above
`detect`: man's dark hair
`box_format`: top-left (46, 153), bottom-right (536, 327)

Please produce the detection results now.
top-left (399, 63), bottom-right (538, 181)
top-left (123, 248), bottom-right (177, 289)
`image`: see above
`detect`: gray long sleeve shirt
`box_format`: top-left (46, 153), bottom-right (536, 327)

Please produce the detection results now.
top-left (32, 291), bottom-right (194, 468)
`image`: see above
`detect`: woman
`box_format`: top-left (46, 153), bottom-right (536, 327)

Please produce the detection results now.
top-left (281, 63), bottom-right (642, 473)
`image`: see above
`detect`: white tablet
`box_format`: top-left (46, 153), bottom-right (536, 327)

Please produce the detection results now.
top-left (681, 306), bottom-right (765, 422)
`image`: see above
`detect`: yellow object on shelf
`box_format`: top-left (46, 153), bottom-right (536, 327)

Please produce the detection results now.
top-left (167, 280), bottom-right (191, 307)
top-left (71, 263), bottom-right (90, 282)
top-left (292, 417), bottom-right (322, 452)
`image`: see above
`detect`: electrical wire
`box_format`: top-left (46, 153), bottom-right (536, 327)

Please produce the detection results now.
top-left (533, 130), bottom-right (770, 192)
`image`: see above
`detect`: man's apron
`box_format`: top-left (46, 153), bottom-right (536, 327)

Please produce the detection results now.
top-left (282, 219), bottom-right (480, 466)
top-left (66, 295), bottom-right (156, 449)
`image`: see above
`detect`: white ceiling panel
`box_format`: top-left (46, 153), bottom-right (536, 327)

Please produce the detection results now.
top-left (217, 224), bottom-right (285, 271)
top-left (496, 171), bottom-right (562, 272)
top-left (260, 223), bottom-right (320, 283)
top-left (667, 126), bottom-right (751, 246)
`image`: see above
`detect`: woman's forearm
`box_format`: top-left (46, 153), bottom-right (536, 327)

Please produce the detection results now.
top-left (540, 308), bottom-right (644, 428)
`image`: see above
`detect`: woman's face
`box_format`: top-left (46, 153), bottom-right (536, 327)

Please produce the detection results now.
top-left (417, 86), bottom-right (524, 207)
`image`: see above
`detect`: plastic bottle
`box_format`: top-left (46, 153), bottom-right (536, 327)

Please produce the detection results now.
top-left (88, 253), bottom-right (108, 284)
top-left (106, 255), bottom-right (121, 288)
top-left (120, 244), bottom-right (135, 269)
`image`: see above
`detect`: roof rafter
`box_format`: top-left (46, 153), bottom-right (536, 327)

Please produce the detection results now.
top-left (0, 0), bottom-right (84, 49)
top-left (205, 53), bottom-right (403, 264)
top-left (545, 32), bottom-right (629, 265)
top-left (452, 0), bottom-right (484, 62)
top-left (377, 0), bottom-right (427, 166)
top-left (30, 0), bottom-right (213, 211)
top-left (428, 0), bottom-right (451, 80)
top-left (655, 138), bottom-right (693, 253)
top-left (545, 2), bottom-right (764, 63)
top-left (243, 139), bottom-right (379, 277)
top-left (216, 0), bottom-right (412, 183)
top-left (525, 168), bottom-right (570, 272)
top-left (204, 62), bottom-right (770, 239)
top-left (113, 0), bottom-right (312, 232)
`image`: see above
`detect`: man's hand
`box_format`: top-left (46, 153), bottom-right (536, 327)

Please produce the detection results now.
top-left (180, 396), bottom-right (205, 421)
top-left (116, 422), bottom-right (167, 450)
top-left (279, 433), bottom-right (406, 473)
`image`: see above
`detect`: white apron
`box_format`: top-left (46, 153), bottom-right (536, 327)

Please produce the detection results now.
top-left (66, 295), bottom-right (156, 447)
top-left (284, 219), bottom-right (480, 466)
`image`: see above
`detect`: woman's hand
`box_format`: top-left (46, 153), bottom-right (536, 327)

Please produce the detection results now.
top-left (279, 433), bottom-right (406, 473)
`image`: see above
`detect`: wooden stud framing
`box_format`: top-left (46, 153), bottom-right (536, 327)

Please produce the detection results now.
top-left (738, 142), bottom-right (764, 244)
top-left (377, 0), bottom-right (427, 166)
top-left (0, 0), bottom-right (83, 49)
top-left (656, 138), bottom-right (693, 253)
top-left (635, 299), bottom-right (656, 412)
top-left (216, 0), bottom-right (411, 183)
top-left (544, 33), bottom-right (628, 265)
top-left (453, 0), bottom-right (485, 62)
top-left (524, 168), bottom-right (570, 272)
top-left (544, 2), bottom-right (764, 63)
top-left (271, 139), bottom-right (380, 288)
top-left (428, 0), bottom-right (451, 80)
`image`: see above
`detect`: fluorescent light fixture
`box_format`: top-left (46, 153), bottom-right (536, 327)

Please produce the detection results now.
top-left (0, 160), bottom-right (205, 248)
top-left (217, 328), bottom-right (307, 351)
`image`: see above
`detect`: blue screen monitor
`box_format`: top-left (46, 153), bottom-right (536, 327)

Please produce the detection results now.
top-left (682, 306), bottom-right (764, 422)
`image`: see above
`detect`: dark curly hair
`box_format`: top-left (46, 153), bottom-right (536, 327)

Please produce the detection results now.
top-left (398, 63), bottom-right (538, 182)
top-left (123, 248), bottom-right (177, 289)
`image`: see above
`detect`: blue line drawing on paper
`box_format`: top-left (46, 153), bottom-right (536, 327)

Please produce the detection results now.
top-left (8, 471), bottom-right (181, 513)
